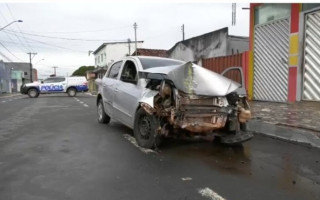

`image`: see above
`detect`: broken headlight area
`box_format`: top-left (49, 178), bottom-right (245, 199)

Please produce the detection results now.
top-left (140, 62), bottom-right (253, 144)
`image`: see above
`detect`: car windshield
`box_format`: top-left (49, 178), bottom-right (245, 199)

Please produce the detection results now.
top-left (139, 57), bottom-right (185, 69)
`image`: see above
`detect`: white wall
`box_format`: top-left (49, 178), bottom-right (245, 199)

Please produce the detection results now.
top-left (168, 28), bottom-right (229, 62)
top-left (94, 42), bottom-right (143, 68)
top-left (227, 37), bottom-right (249, 55)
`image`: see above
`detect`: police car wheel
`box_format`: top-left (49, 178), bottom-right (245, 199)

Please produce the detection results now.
top-left (67, 88), bottom-right (77, 97)
top-left (28, 88), bottom-right (39, 98)
top-left (97, 99), bottom-right (110, 124)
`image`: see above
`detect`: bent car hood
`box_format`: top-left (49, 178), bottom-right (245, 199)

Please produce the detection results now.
top-left (140, 62), bottom-right (241, 96)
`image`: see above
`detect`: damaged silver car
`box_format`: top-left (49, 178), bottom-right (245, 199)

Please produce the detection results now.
top-left (96, 56), bottom-right (253, 149)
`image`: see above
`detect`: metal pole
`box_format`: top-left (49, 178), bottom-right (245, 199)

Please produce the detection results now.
top-left (182, 24), bottom-right (185, 41)
top-left (128, 38), bottom-right (131, 55)
top-left (133, 22), bottom-right (137, 56)
top-left (27, 52), bottom-right (37, 82)
top-left (52, 66), bottom-right (58, 76)
top-left (0, 20), bottom-right (23, 31)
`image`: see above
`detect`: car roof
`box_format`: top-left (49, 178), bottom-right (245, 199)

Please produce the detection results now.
top-left (128, 56), bottom-right (183, 63)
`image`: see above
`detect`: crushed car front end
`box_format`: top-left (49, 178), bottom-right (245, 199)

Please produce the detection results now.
top-left (139, 62), bottom-right (253, 145)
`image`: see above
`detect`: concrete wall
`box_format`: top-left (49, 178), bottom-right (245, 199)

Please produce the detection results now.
top-left (168, 28), bottom-right (229, 62)
top-left (227, 36), bottom-right (249, 55)
top-left (95, 42), bottom-right (143, 68)
top-left (0, 62), bottom-right (11, 93)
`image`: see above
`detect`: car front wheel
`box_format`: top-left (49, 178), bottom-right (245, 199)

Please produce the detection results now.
top-left (28, 88), bottom-right (39, 98)
top-left (134, 108), bottom-right (162, 149)
top-left (97, 99), bottom-right (110, 124)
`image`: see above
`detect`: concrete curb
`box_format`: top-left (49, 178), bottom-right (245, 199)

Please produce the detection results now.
top-left (248, 120), bottom-right (320, 149)
top-left (0, 94), bottom-right (22, 99)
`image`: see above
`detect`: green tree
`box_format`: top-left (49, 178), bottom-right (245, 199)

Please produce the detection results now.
top-left (72, 66), bottom-right (95, 76)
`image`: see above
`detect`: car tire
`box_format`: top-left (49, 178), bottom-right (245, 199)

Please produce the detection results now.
top-left (27, 88), bottom-right (39, 98)
top-left (134, 107), bottom-right (162, 149)
top-left (97, 99), bottom-right (110, 124)
top-left (67, 87), bottom-right (77, 97)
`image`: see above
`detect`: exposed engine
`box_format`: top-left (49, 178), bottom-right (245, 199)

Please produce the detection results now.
top-left (143, 79), bottom-right (252, 142)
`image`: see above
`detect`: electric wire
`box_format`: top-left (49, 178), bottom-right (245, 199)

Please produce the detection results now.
top-left (5, 3), bottom-right (35, 52)
top-left (0, 41), bottom-right (24, 61)
top-left (3, 32), bottom-right (88, 53)
top-left (4, 29), bottom-right (127, 42)
top-left (0, 9), bottom-right (29, 53)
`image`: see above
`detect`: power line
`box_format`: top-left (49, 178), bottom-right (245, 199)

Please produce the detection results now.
top-left (13, 26), bottom-right (131, 34)
top-left (0, 41), bottom-right (24, 61)
top-left (3, 32), bottom-right (88, 53)
top-left (0, 50), bottom-right (13, 61)
top-left (4, 29), bottom-right (127, 42)
top-left (5, 3), bottom-right (34, 52)
top-left (0, 7), bottom-right (29, 53)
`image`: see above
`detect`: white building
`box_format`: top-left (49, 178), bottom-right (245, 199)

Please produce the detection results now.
top-left (93, 41), bottom-right (144, 68)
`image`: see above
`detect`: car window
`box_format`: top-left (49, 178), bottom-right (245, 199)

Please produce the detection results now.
top-left (120, 60), bottom-right (138, 84)
top-left (107, 61), bottom-right (122, 79)
top-left (54, 77), bottom-right (66, 82)
top-left (43, 77), bottom-right (65, 83)
top-left (139, 57), bottom-right (185, 69)
top-left (43, 78), bottom-right (54, 83)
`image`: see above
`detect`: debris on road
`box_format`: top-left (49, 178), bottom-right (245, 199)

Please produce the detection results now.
top-left (181, 177), bottom-right (192, 181)
top-left (198, 187), bottom-right (226, 200)
top-left (123, 134), bottom-right (157, 154)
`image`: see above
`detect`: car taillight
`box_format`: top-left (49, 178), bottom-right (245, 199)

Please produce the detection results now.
top-left (84, 82), bottom-right (88, 86)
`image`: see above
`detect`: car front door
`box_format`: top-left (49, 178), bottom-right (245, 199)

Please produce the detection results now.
top-left (102, 61), bottom-right (123, 118)
top-left (113, 59), bottom-right (143, 128)
top-left (40, 77), bottom-right (65, 93)
top-left (221, 67), bottom-right (246, 96)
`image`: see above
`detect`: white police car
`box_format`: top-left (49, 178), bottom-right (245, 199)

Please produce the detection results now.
top-left (21, 76), bottom-right (88, 98)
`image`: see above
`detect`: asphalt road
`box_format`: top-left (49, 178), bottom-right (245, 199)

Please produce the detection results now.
top-left (0, 93), bottom-right (319, 200)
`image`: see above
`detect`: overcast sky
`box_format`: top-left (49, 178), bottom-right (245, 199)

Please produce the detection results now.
top-left (0, 2), bottom-right (249, 78)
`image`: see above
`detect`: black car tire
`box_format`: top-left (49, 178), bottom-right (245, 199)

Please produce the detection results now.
top-left (67, 88), bottom-right (77, 97)
top-left (27, 88), bottom-right (39, 98)
top-left (134, 107), bottom-right (162, 149)
top-left (97, 99), bottom-right (110, 124)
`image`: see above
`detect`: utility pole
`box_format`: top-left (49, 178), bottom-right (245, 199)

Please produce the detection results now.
top-left (27, 52), bottom-right (37, 82)
top-left (133, 22), bottom-right (137, 56)
top-left (52, 66), bottom-right (58, 76)
top-left (232, 3), bottom-right (236, 26)
top-left (181, 24), bottom-right (185, 41)
top-left (127, 38), bottom-right (131, 55)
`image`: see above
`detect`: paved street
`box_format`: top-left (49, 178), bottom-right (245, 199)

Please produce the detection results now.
top-left (0, 94), bottom-right (319, 200)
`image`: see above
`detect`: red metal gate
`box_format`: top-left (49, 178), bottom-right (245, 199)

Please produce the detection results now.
top-left (202, 52), bottom-right (249, 90)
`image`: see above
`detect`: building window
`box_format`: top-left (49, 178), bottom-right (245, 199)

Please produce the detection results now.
top-left (254, 4), bottom-right (291, 25)
top-left (24, 72), bottom-right (28, 75)
top-left (302, 3), bottom-right (320, 11)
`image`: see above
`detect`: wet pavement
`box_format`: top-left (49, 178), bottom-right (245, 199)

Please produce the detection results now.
top-left (250, 101), bottom-right (320, 136)
top-left (0, 94), bottom-right (319, 200)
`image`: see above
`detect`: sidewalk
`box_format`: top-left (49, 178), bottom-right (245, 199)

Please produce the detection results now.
top-left (248, 101), bottom-right (320, 149)
top-left (0, 93), bottom-right (22, 99)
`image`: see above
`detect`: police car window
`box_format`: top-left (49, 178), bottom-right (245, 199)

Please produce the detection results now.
top-left (108, 61), bottom-right (122, 79)
top-left (43, 78), bottom-right (54, 83)
top-left (54, 77), bottom-right (65, 82)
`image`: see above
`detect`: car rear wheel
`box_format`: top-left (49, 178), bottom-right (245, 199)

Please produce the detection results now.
top-left (28, 88), bottom-right (39, 98)
top-left (67, 88), bottom-right (77, 97)
top-left (97, 99), bottom-right (110, 124)
top-left (134, 108), bottom-right (162, 149)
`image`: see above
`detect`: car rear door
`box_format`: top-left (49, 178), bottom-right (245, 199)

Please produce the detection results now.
top-left (112, 59), bottom-right (143, 128)
top-left (102, 61), bottom-right (123, 118)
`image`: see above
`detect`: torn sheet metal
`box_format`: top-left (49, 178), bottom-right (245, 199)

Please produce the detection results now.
top-left (140, 62), bottom-right (241, 96)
